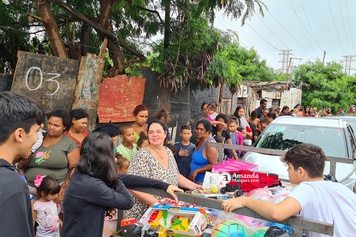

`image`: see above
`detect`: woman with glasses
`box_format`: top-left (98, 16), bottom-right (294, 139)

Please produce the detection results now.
top-left (189, 119), bottom-right (218, 183)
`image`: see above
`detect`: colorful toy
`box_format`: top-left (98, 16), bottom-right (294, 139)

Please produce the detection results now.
top-left (139, 205), bottom-right (208, 236)
top-left (169, 216), bottom-right (189, 231)
top-left (142, 223), bottom-right (167, 237)
top-left (212, 159), bottom-right (258, 173)
top-left (250, 227), bottom-right (269, 237)
top-left (150, 211), bottom-right (164, 228)
top-left (211, 220), bottom-right (249, 237)
top-left (163, 210), bottom-right (168, 226)
top-left (148, 210), bottom-right (160, 223)
top-left (120, 218), bottom-right (138, 237)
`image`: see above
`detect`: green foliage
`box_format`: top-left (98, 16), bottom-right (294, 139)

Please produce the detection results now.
top-left (0, 0), bottom-right (32, 71)
top-left (1, 0), bottom-right (270, 92)
top-left (292, 61), bottom-right (356, 112)
top-left (206, 39), bottom-right (275, 91)
top-left (197, 0), bottom-right (267, 26)
top-left (146, 13), bottom-right (222, 91)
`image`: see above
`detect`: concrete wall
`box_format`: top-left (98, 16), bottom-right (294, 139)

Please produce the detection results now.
top-left (0, 74), bottom-right (13, 92)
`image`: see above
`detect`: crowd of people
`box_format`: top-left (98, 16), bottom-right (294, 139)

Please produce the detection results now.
top-left (0, 92), bottom-right (355, 237)
top-left (0, 94), bottom-right (182, 237)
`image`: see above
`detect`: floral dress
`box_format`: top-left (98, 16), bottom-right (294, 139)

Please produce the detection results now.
top-left (126, 147), bottom-right (179, 219)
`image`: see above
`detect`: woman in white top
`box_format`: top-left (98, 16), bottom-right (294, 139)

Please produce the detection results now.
top-left (232, 106), bottom-right (252, 138)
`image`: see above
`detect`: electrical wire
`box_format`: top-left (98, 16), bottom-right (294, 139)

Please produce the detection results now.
top-left (255, 14), bottom-right (288, 50)
top-left (338, 0), bottom-right (351, 53)
top-left (298, 1), bottom-right (323, 53)
top-left (213, 20), bottom-right (276, 69)
top-left (284, 0), bottom-right (319, 57)
top-left (266, 10), bottom-right (313, 58)
top-left (345, 1), bottom-right (355, 52)
top-left (327, 0), bottom-right (344, 55)
top-left (306, 0), bottom-right (338, 60)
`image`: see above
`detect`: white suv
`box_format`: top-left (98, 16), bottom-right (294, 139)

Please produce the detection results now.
top-left (242, 116), bottom-right (356, 190)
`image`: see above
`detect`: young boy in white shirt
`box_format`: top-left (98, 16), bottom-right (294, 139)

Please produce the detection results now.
top-left (222, 143), bottom-right (356, 237)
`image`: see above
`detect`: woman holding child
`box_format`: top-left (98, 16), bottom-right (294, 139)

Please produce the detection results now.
top-left (126, 120), bottom-right (201, 219)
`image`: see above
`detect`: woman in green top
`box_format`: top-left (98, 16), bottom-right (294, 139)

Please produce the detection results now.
top-left (24, 110), bottom-right (80, 194)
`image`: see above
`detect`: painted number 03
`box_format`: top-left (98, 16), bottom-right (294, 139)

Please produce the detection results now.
top-left (25, 66), bottom-right (61, 96)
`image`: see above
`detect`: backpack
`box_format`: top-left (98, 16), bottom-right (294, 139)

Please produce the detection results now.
top-left (264, 226), bottom-right (296, 237)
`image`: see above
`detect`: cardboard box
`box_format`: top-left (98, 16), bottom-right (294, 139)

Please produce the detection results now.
top-left (139, 206), bottom-right (208, 236)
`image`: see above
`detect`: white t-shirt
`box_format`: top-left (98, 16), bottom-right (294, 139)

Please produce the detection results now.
top-left (288, 181), bottom-right (356, 237)
top-left (238, 116), bottom-right (249, 130)
top-left (34, 200), bottom-right (60, 237)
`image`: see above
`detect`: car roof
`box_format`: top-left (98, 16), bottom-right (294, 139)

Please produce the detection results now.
top-left (324, 116), bottom-right (356, 122)
top-left (272, 116), bottom-right (348, 128)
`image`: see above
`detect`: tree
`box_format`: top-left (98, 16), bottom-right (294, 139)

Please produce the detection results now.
top-left (0, 1), bottom-right (33, 73)
top-left (292, 61), bottom-right (356, 112)
top-left (205, 35), bottom-right (276, 92)
top-left (1, 0), bottom-right (267, 90)
top-left (145, 1), bottom-right (268, 92)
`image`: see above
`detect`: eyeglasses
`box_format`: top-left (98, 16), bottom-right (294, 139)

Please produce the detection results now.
top-left (196, 127), bottom-right (205, 131)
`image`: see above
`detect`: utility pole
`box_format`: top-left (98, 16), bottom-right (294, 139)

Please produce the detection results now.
top-left (287, 57), bottom-right (302, 89)
top-left (342, 55), bottom-right (356, 75)
top-left (279, 49), bottom-right (293, 73)
top-left (322, 50), bottom-right (326, 66)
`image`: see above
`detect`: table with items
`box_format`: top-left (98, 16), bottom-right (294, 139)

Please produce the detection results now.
top-left (120, 159), bottom-right (299, 237)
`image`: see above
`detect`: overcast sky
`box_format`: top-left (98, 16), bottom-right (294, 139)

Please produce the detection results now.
top-left (214, 0), bottom-right (356, 73)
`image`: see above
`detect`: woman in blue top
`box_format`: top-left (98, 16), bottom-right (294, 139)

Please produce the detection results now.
top-left (189, 120), bottom-right (218, 183)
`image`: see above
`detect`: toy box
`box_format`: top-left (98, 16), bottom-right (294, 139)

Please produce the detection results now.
top-left (139, 205), bottom-right (208, 236)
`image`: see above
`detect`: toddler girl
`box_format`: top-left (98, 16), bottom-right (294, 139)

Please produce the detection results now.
top-left (227, 119), bottom-right (244, 157)
top-left (136, 131), bottom-right (149, 150)
top-left (207, 102), bottom-right (219, 122)
top-left (115, 153), bottom-right (130, 174)
top-left (34, 174), bottom-right (61, 237)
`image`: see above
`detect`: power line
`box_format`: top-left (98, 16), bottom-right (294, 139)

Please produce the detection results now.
top-left (299, 1), bottom-right (323, 53)
top-left (267, 10), bottom-right (313, 58)
top-left (308, 1), bottom-right (338, 60)
top-left (211, 19), bottom-right (278, 68)
top-left (345, 0), bottom-right (356, 52)
top-left (287, 0), bottom-right (321, 55)
top-left (338, 0), bottom-right (351, 52)
top-left (245, 23), bottom-right (279, 51)
top-left (255, 14), bottom-right (288, 49)
top-left (327, 0), bottom-right (344, 55)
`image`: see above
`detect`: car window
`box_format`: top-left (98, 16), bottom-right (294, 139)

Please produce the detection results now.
top-left (347, 125), bottom-right (356, 159)
top-left (347, 121), bottom-right (356, 133)
top-left (255, 124), bottom-right (346, 157)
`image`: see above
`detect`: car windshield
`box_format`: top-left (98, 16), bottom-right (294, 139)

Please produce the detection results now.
top-left (255, 124), bottom-right (347, 157)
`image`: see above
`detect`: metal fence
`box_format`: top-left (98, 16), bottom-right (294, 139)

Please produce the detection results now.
top-left (116, 143), bottom-right (345, 236)
top-left (125, 188), bottom-right (333, 237)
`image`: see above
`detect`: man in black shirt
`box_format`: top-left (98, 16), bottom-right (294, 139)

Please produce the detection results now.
top-left (0, 92), bottom-right (44, 237)
top-left (254, 99), bottom-right (267, 119)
